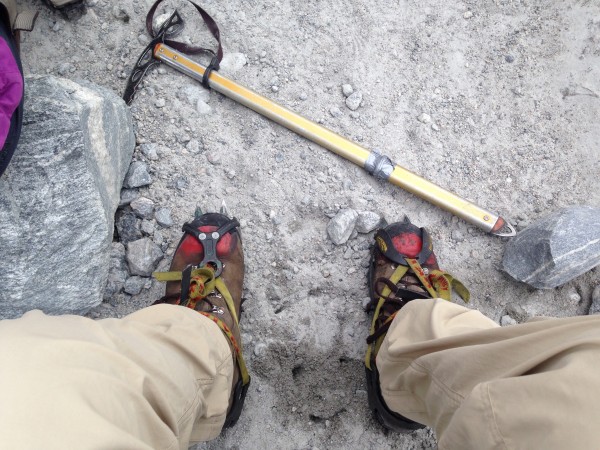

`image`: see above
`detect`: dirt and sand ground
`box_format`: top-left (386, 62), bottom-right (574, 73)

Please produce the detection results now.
top-left (18, 0), bottom-right (600, 448)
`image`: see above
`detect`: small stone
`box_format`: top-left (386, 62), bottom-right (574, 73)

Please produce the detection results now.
top-left (463, 10), bottom-right (473, 19)
top-left (186, 139), bottom-right (202, 154)
top-left (140, 143), bottom-right (159, 161)
top-left (124, 161), bottom-right (152, 188)
top-left (169, 176), bottom-right (189, 190)
top-left (568, 290), bottom-right (582, 305)
top-left (138, 34), bottom-right (149, 45)
top-left (500, 315), bottom-right (517, 326)
top-left (342, 84), bottom-right (354, 97)
top-left (126, 238), bottom-right (163, 277)
top-left (178, 84), bottom-right (210, 106)
top-left (112, 6), bottom-right (130, 22)
top-left (329, 106), bottom-right (342, 118)
top-left (505, 302), bottom-right (529, 323)
top-left (154, 98), bottom-right (166, 108)
top-left (345, 92), bottom-right (363, 111)
top-left (207, 152), bottom-right (222, 165)
top-left (116, 211), bottom-right (142, 243)
top-left (327, 209), bottom-right (358, 245)
top-left (417, 113), bottom-right (432, 124)
top-left (505, 55), bottom-right (515, 63)
top-left (130, 197), bottom-right (155, 219)
top-left (254, 342), bottom-right (267, 357)
top-left (590, 285), bottom-right (600, 315)
top-left (140, 219), bottom-right (155, 236)
top-left (124, 276), bottom-right (146, 295)
top-left (219, 52), bottom-right (247, 74)
top-left (502, 206), bottom-right (600, 289)
top-left (356, 211), bottom-right (382, 233)
top-left (299, 92), bottom-right (308, 101)
top-left (153, 13), bottom-right (171, 32)
top-left (451, 230), bottom-right (465, 242)
top-left (196, 100), bottom-right (212, 114)
top-left (431, 123), bottom-right (440, 131)
top-left (155, 208), bottom-right (173, 228)
top-left (119, 189), bottom-right (139, 207)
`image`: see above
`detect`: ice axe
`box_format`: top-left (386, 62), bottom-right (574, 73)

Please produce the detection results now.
top-left (124, 3), bottom-right (516, 237)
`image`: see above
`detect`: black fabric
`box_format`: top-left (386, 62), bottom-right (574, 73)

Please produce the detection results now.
top-left (0, 10), bottom-right (23, 178)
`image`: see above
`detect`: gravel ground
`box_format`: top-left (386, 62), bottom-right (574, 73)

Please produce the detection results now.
top-left (19, 0), bottom-right (600, 448)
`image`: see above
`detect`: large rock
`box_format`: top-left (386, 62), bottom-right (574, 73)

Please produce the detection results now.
top-left (0, 76), bottom-right (135, 318)
top-left (502, 206), bottom-right (600, 289)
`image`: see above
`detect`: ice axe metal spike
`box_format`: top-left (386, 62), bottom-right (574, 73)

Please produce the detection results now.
top-left (124, 12), bottom-right (516, 237)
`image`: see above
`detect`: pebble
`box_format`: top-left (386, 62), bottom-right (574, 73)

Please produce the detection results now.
top-left (196, 100), bottom-right (212, 114)
top-left (590, 285), bottom-right (600, 315)
top-left (116, 211), bottom-right (142, 243)
top-left (57, 63), bottom-right (72, 76)
top-left (327, 208), bottom-right (358, 245)
top-left (345, 92), bottom-right (363, 111)
top-left (112, 6), bottom-right (129, 22)
top-left (124, 161), bottom-right (152, 188)
top-left (271, 86), bottom-right (279, 93)
top-left (126, 238), bottom-right (164, 276)
top-left (329, 106), bottom-right (342, 118)
top-left (178, 84), bottom-right (210, 106)
top-left (140, 219), bottom-right (155, 236)
top-left (206, 152), bottom-right (222, 165)
top-left (505, 55), bottom-right (515, 63)
top-left (342, 84), bottom-right (354, 97)
top-left (155, 98), bottom-right (166, 108)
top-left (299, 92), bottom-right (308, 101)
top-left (155, 208), bottom-right (174, 228)
top-left (463, 10), bottom-right (473, 19)
top-left (505, 302), bottom-right (529, 322)
top-left (356, 211), bottom-right (382, 233)
top-left (219, 52), bottom-right (247, 74)
top-left (451, 230), bottom-right (465, 242)
top-left (119, 189), bottom-right (139, 207)
top-left (431, 123), bottom-right (440, 131)
top-left (186, 139), bottom-right (202, 154)
top-left (568, 290), bottom-right (582, 305)
top-left (254, 342), bottom-right (267, 357)
top-left (140, 143), bottom-right (159, 161)
top-left (124, 276), bottom-right (146, 296)
top-left (417, 113), bottom-right (432, 124)
top-left (169, 176), bottom-right (189, 190)
top-left (500, 315), bottom-right (517, 326)
top-left (138, 34), bottom-right (149, 45)
top-left (130, 197), bottom-right (155, 219)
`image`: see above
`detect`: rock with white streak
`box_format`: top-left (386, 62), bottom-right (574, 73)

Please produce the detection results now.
top-left (502, 206), bottom-right (600, 288)
top-left (0, 76), bottom-right (134, 318)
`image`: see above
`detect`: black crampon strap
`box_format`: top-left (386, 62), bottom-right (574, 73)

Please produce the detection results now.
top-left (124, 0), bottom-right (223, 103)
top-left (146, 0), bottom-right (222, 65)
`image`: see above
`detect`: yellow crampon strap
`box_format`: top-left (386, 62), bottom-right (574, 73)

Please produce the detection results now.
top-left (152, 267), bottom-right (250, 385)
top-left (365, 264), bottom-right (409, 369)
top-left (365, 259), bottom-right (470, 369)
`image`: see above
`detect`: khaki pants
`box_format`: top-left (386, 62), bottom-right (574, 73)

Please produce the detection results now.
top-left (2, 300), bottom-right (600, 449)
top-left (377, 298), bottom-right (600, 450)
top-left (0, 305), bottom-right (233, 450)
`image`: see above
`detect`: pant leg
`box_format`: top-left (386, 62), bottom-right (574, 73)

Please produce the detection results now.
top-left (376, 298), bottom-right (600, 450)
top-left (0, 304), bottom-right (233, 450)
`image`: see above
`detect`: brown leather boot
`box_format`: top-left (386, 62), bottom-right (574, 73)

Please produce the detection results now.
top-left (153, 212), bottom-right (250, 428)
top-left (364, 219), bottom-right (469, 432)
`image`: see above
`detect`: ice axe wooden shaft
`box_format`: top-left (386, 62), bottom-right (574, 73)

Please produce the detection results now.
top-left (155, 43), bottom-right (515, 237)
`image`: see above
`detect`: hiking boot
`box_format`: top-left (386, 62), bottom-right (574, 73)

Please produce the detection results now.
top-left (153, 211), bottom-right (250, 428)
top-left (364, 219), bottom-right (469, 432)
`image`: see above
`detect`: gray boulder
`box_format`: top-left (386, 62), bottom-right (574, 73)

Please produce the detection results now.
top-left (502, 206), bottom-right (600, 289)
top-left (327, 209), bottom-right (358, 245)
top-left (0, 76), bottom-right (135, 318)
